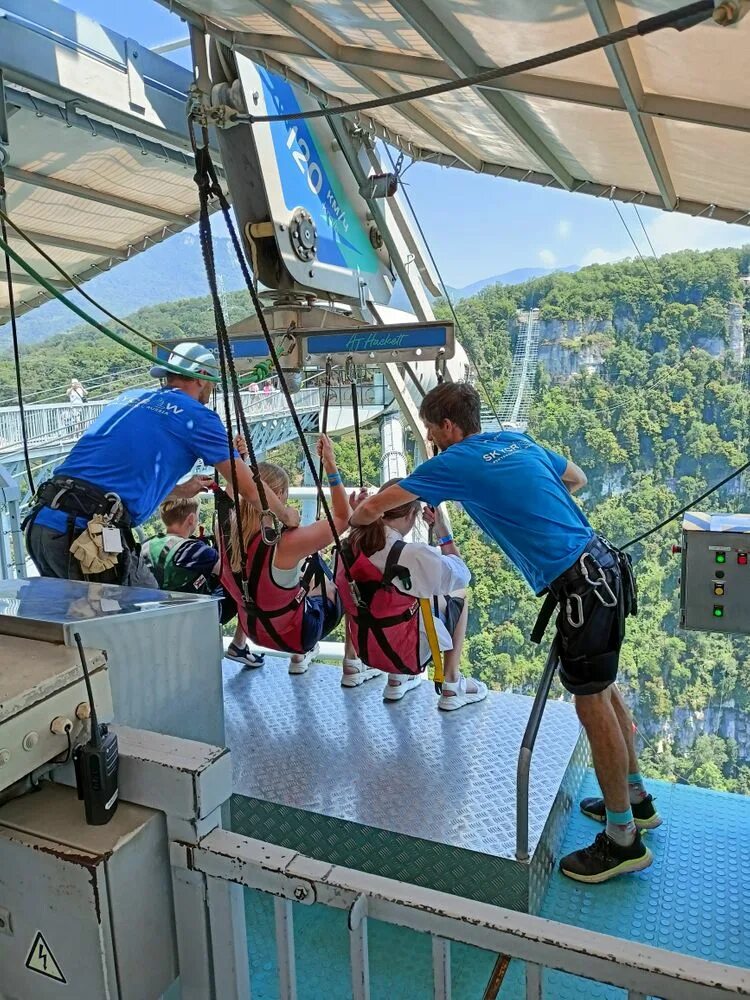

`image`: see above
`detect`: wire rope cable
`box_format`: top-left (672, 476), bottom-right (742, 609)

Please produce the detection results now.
top-left (240, 2), bottom-right (715, 125)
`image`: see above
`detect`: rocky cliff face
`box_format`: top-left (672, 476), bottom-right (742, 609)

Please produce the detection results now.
top-left (517, 300), bottom-right (746, 378)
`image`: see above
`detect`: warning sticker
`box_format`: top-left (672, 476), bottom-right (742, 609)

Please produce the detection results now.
top-left (25, 931), bottom-right (66, 984)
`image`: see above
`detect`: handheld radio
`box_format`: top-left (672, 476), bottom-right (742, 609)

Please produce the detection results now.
top-left (72, 632), bottom-right (119, 825)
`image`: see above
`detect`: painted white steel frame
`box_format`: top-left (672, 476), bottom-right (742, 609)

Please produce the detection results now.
top-left (179, 828), bottom-right (750, 1000)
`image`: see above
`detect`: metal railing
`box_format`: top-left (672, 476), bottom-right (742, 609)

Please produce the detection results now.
top-left (0, 386), bottom-right (323, 456)
top-left (178, 829), bottom-right (750, 1000)
top-left (0, 399), bottom-right (109, 450)
top-left (516, 639), bottom-right (561, 861)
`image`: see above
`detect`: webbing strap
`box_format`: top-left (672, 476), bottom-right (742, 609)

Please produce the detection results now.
top-left (420, 598), bottom-right (444, 691)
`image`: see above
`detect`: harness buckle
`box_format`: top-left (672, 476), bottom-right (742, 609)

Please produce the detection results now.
top-left (349, 579), bottom-right (366, 609)
top-left (260, 511), bottom-right (281, 546)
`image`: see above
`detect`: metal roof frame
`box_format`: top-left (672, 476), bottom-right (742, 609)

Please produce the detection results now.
top-left (0, 0), bottom-right (224, 320)
top-left (158, 0), bottom-right (750, 229)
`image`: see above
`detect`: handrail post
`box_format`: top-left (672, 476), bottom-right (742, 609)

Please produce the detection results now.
top-left (516, 638), bottom-right (559, 861)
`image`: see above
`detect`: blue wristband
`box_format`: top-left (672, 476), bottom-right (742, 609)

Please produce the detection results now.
top-left (437, 535), bottom-right (453, 546)
top-left (327, 472), bottom-right (342, 487)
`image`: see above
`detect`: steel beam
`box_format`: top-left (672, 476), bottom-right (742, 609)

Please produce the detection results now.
top-left (4, 87), bottom-right (198, 174)
top-left (5, 228), bottom-right (129, 261)
top-left (225, 31), bottom-right (750, 137)
top-left (386, 0), bottom-right (575, 188)
top-left (585, 0), bottom-right (677, 210)
top-left (0, 0), bottom-right (198, 155)
top-left (246, 0), bottom-right (481, 171)
top-left (4, 271), bottom-right (71, 291)
top-left (4, 166), bottom-right (189, 227)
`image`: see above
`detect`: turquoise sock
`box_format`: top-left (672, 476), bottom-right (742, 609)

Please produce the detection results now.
top-left (628, 772), bottom-right (647, 803)
top-left (606, 808), bottom-right (636, 846)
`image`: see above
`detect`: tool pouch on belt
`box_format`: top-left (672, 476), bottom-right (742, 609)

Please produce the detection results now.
top-left (69, 515), bottom-right (120, 575)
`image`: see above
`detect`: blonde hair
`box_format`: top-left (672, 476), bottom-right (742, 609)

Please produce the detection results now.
top-left (160, 497), bottom-right (200, 528)
top-left (228, 462), bottom-right (289, 571)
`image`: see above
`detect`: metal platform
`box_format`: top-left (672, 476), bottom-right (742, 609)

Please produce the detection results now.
top-left (224, 657), bottom-right (587, 913)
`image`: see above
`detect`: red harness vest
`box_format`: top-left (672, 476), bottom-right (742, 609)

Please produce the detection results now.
top-left (335, 539), bottom-right (423, 674)
top-left (220, 531), bottom-right (321, 654)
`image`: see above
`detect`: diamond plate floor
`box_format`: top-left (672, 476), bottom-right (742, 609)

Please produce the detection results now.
top-left (225, 657), bottom-right (582, 858)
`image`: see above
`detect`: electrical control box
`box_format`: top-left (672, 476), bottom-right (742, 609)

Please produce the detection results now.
top-left (0, 783), bottom-right (176, 999)
top-left (0, 636), bottom-right (112, 793)
top-left (679, 511), bottom-right (750, 634)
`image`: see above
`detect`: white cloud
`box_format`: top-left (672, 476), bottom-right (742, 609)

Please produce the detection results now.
top-left (557, 219), bottom-right (572, 239)
top-left (579, 210), bottom-right (749, 269)
top-left (538, 248), bottom-right (558, 267)
top-left (646, 212), bottom-right (750, 255)
top-left (580, 246), bottom-right (628, 267)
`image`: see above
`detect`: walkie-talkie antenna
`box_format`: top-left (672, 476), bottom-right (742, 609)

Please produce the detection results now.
top-left (73, 632), bottom-right (100, 748)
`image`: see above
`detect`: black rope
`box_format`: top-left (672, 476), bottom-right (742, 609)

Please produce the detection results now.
top-left (195, 141), bottom-right (357, 582)
top-left (243, 2), bottom-right (713, 125)
top-left (0, 179), bottom-right (34, 494)
top-left (621, 458), bottom-right (750, 551)
top-left (194, 141), bottom-right (275, 590)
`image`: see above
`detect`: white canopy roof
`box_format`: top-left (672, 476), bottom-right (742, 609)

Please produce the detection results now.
top-left (161, 0), bottom-right (750, 227)
top-left (0, 0), bottom-right (220, 321)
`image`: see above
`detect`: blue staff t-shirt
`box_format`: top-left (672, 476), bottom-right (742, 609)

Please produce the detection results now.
top-left (400, 431), bottom-right (594, 594)
top-left (35, 387), bottom-right (231, 530)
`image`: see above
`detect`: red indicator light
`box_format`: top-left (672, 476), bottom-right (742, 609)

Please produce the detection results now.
top-left (739, 553), bottom-right (748, 566)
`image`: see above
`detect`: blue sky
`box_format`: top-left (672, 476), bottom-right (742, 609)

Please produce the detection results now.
top-left (62, 0), bottom-right (750, 289)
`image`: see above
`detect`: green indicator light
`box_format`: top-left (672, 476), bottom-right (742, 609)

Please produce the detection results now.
top-left (715, 552), bottom-right (726, 564)
top-left (713, 606), bottom-right (724, 617)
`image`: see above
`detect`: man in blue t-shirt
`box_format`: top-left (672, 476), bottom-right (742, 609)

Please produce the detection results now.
top-left (351, 382), bottom-right (659, 885)
top-left (26, 342), bottom-right (299, 586)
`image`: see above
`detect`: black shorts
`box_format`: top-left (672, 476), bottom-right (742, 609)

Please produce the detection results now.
top-left (552, 541), bottom-right (625, 697)
top-left (443, 594), bottom-right (465, 635)
top-left (301, 593), bottom-right (344, 651)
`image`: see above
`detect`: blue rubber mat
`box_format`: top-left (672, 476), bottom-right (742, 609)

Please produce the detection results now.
top-left (242, 772), bottom-right (750, 999)
top-left (498, 772), bottom-right (750, 998)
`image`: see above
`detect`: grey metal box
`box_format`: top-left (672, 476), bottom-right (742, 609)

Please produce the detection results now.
top-left (0, 783), bottom-right (177, 999)
top-left (681, 528), bottom-right (750, 633)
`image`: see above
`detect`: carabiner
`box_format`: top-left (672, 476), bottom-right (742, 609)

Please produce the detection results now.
top-left (579, 551), bottom-right (618, 607)
top-left (260, 511), bottom-right (281, 546)
top-left (345, 354), bottom-right (357, 384)
top-left (565, 593), bottom-right (585, 629)
top-left (435, 350), bottom-right (446, 384)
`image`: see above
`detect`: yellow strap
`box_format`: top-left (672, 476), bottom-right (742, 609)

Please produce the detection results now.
top-left (419, 598), bottom-right (444, 684)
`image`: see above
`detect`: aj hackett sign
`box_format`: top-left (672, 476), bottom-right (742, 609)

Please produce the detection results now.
top-left (305, 322), bottom-right (454, 363)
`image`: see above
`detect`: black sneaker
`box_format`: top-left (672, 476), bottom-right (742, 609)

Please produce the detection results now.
top-left (580, 794), bottom-right (662, 830)
top-left (560, 830), bottom-right (653, 884)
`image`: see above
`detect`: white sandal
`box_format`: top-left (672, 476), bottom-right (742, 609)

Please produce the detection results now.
top-left (341, 658), bottom-right (381, 688)
top-left (289, 643), bottom-right (319, 675)
top-left (383, 673), bottom-right (422, 701)
top-left (438, 675), bottom-right (488, 711)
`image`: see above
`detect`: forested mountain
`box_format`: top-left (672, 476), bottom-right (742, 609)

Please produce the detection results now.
top-left (432, 245), bottom-right (750, 793)
top-left (3, 245), bottom-right (749, 792)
